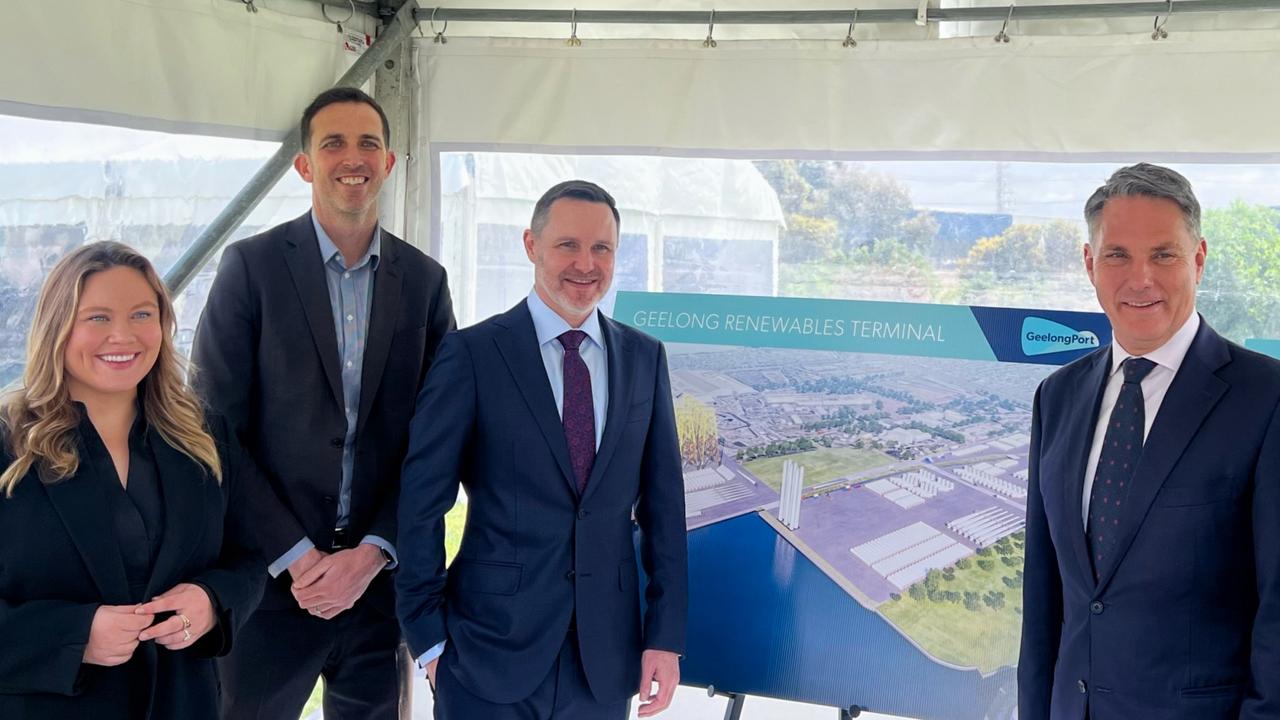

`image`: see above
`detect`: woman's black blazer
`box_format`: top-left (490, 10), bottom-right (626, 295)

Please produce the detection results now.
top-left (0, 414), bottom-right (266, 720)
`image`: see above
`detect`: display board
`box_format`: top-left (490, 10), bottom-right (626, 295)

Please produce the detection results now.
top-left (1246, 338), bottom-right (1280, 359)
top-left (616, 290), bottom-right (1111, 719)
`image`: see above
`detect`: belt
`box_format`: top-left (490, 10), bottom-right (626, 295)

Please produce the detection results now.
top-left (331, 526), bottom-right (352, 550)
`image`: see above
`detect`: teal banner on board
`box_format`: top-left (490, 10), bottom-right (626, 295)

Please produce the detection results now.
top-left (1246, 338), bottom-right (1280, 359)
top-left (616, 291), bottom-right (992, 360)
top-left (613, 291), bottom-right (1111, 366)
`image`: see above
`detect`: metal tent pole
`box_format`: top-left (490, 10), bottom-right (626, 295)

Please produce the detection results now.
top-left (164, 0), bottom-right (421, 292)
top-left (411, 1), bottom-right (1280, 26)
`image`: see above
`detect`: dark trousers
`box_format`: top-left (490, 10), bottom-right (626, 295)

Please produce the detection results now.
top-left (218, 596), bottom-right (409, 720)
top-left (434, 631), bottom-right (629, 720)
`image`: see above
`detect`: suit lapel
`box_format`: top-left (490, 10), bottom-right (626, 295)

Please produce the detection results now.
top-left (1095, 323), bottom-right (1229, 588)
top-left (1061, 348), bottom-right (1112, 588)
top-left (356, 234), bottom-right (402, 435)
top-left (144, 431), bottom-right (208, 599)
top-left (581, 313), bottom-right (634, 505)
top-left (493, 302), bottom-right (577, 496)
top-left (42, 445), bottom-right (132, 604)
top-left (281, 214), bottom-right (344, 409)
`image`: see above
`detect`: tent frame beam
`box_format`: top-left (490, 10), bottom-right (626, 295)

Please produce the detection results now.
top-left (409, 1), bottom-right (1280, 26)
top-left (165, 0), bottom-right (421, 292)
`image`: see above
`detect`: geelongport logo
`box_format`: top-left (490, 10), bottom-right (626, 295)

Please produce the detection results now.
top-left (1021, 317), bottom-right (1100, 356)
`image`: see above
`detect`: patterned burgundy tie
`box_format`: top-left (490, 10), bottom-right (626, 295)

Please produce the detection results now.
top-left (558, 330), bottom-right (595, 493)
top-left (1087, 356), bottom-right (1156, 579)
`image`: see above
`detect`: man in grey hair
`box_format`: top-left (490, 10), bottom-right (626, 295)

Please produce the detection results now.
top-left (1019, 163), bottom-right (1280, 719)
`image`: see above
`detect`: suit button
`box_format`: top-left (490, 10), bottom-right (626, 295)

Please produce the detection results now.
top-left (1090, 601), bottom-right (1104, 614)
top-left (565, 571), bottom-right (575, 581)
top-left (578, 509), bottom-right (589, 519)
top-left (329, 437), bottom-right (344, 449)
top-left (323, 496), bottom-right (336, 504)
top-left (1078, 680), bottom-right (1087, 694)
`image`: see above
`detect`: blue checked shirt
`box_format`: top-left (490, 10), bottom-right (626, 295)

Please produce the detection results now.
top-left (267, 213), bottom-right (397, 577)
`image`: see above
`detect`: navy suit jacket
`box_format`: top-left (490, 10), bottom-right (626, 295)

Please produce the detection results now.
top-left (395, 300), bottom-right (688, 705)
top-left (1019, 319), bottom-right (1280, 720)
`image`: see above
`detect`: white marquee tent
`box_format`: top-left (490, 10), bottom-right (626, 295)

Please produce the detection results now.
top-left (3, 2), bottom-right (1280, 717)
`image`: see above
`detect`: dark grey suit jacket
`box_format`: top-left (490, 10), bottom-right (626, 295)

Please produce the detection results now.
top-left (193, 212), bottom-right (454, 613)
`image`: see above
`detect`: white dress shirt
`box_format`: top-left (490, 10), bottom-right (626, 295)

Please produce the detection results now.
top-left (1080, 312), bottom-right (1200, 529)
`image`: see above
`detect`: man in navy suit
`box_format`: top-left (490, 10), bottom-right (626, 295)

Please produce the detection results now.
top-left (1019, 163), bottom-right (1280, 719)
top-left (396, 180), bottom-right (687, 719)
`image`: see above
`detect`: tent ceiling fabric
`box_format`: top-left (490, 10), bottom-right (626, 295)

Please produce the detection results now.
top-left (3, 0), bottom-right (1278, 136)
top-left (417, 31), bottom-right (1280, 156)
top-left (1, 0), bottom-right (376, 138)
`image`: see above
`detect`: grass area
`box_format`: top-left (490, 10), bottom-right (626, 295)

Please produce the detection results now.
top-left (743, 447), bottom-right (895, 491)
top-left (878, 536), bottom-right (1025, 674)
top-left (301, 499), bottom-right (468, 717)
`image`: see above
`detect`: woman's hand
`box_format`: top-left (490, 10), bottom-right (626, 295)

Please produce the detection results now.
top-left (83, 605), bottom-right (154, 666)
top-left (136, 583), bottom-right (217, 651)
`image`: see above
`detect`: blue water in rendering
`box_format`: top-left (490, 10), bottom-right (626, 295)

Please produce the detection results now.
top-left (678, 513), bottom-right (1018, 720)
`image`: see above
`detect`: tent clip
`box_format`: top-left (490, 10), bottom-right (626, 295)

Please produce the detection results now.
top-left (430, 7), bottom-right (448, 43)
top-left (321, 0), bottom-right (355, 34)
top-left (994, 3), bottom-right (1014, 43)
top-left (1152, 0), bottom-right (1173, 40)
top-left (566, 8), bottom-right (582, 47)
top-left (703, 9), bottom-right (717, 48)
top-left (842, 9), bottom-right (859, 48)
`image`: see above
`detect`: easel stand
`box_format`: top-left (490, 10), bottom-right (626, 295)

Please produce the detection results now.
top-left (705, 685), bottom-right (865, 719)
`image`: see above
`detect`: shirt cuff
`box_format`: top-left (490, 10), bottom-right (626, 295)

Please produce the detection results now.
top-left (417, 641), bottom-right (446, 668)
top-left (268, 537), bottom-right (315, 578)
top-left (360, 535), bottom-right (397, 570)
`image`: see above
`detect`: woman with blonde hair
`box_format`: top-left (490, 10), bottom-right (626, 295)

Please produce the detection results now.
top-left (0, 241), bottom-right (265, 719)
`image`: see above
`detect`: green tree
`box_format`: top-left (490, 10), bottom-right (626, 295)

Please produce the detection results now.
top-left (1199, 201), bottom-right (1280, 342)
top-left (755, 159), bottom-right (938, 270)
top-left (961, 220), bottom-right (1085, 278)
top-left (675, 396), bottom-right (719, 469)
top-left (923, 569), bottom-right (942, 593)
top-left (783, 214), bottom-right (841, 262)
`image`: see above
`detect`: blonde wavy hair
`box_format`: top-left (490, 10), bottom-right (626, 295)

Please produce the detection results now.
top-left (1, 242), bottom-right (221, 496)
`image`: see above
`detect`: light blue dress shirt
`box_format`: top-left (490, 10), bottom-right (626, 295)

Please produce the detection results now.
top-left (267, 213), bottom-right (397, 577)
top-left (417, 289), bottom-right (610, 667)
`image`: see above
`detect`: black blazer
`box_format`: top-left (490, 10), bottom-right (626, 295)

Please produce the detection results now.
top-left (192, 213), bottom-right (454, 613)
top-left (1019, 320), bottom-right (1280, 719)
top-left (0, 415), bottom-right (265, 720)
top-left (396, 301), bottom-right (688, 705)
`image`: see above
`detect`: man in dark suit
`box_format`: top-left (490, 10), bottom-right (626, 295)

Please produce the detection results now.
top-left (1019, 163), bottom-right (1280, 719)
top-left (395, 180), bottom-right (687, 719)
top-left (192, 87), bottom-right (454, 719)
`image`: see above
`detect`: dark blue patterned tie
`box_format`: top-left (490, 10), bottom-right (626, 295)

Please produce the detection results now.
top-left (1087, 357), bottom-right (1157, 579)
top-left (558, 330), bottom-right (595, 493)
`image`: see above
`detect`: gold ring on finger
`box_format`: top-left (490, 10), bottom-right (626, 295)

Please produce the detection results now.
top-left (182, 628), bottom-right (192, 642)
top-left (179, 613), bottom-right (191, 629)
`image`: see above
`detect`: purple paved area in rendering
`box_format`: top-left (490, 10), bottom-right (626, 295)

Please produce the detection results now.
top-left (685, 455), bottom-right (781, 531)
top-left (784, 462), bottom-right (1029, 604)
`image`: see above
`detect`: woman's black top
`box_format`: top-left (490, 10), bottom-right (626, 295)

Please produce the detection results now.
top-left (79, 411), bottom-right (165, 603)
